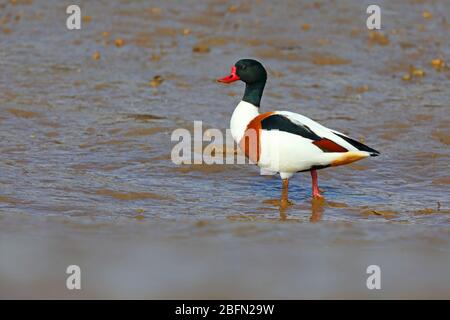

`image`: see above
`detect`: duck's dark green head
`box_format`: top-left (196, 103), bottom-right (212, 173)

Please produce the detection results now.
top-left (217, 59), bottom-right (267, 85)
top-left (218, 59), bottom-right (267, 107)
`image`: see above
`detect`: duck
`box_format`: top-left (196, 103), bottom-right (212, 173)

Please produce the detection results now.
top-left (217, 59), bottom-right (379, 206)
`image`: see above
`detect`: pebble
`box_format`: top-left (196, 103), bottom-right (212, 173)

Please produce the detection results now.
top-left (302, 23), bottom-right (311, 31)
top-left (149, 75), bottom-right (164, 87)
top-left (422, 11), bottom-right (432, 19)
top-left (115, 38), bottom-right (125, 47)
top-left (192, 43), bottom-right (210, 53)
top-left (92, 51), bottom-right (101, 60)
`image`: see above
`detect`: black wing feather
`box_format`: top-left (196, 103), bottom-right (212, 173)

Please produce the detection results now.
top-left (260, 114), bottom-right (322, 141)
top-left (334, 132), bottom-right (380, 155)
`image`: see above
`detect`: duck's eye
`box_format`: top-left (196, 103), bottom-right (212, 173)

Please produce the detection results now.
top-left (240, 65), bottom-right (247, 70)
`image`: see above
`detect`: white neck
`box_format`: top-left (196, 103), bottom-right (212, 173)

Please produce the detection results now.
top-left (230, 100), bottom-right (260, 142)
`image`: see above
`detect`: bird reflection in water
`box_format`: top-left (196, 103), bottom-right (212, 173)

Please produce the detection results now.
top-left (278, 198), bottom-right (325, 222)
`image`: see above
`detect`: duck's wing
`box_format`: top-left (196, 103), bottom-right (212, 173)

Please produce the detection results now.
top-left (329, 129), bottom-right (380, 155)
top-left (261, 111), bottom-right (380, 155)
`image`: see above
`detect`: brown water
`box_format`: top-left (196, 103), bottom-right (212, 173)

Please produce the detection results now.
top-left (0, 0), bottom-right (449, 299)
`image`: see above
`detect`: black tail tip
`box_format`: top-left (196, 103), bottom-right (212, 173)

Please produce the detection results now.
top-left (370, 152), bottom-right (380, 157)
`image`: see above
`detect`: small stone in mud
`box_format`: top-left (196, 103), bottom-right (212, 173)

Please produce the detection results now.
top-left (301, 23), bottom-right (311, 31)
top-left (431, 58), bottom-right (446, 70)
top-left (82, 15), bottom-right (92, 23)
top-left (422, 11), bottom-right (432, 19)
top-left (402, 74), bottom-right (411, 81)
top-left (92, 51), bottom-right (101, 60)
top-left (114, 38), bottom-right (125, 47)
top-left (149, 75), bottom-right (164, 87)
top-left (409, 65), bottom-right (425, 77)
top-left (431, 59), bottom-right (442, 66)
top-left (182, 28), bottom-right (191, 36)
top-left (412, 69), bottom-right (425, 77)
top-left (101, 31), bottom-right (109, 37)
top-left (368, 31), bottom-right (389, 46)
top-left (192, 43), bottom-right (210, 53)
top-left (402, 65), bottom-right (426, 81)
top-left (228, 5), bottom-right (238, 13)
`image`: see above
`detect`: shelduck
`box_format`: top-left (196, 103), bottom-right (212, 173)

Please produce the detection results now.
top-left (218, 59), bottom-right (379, 206)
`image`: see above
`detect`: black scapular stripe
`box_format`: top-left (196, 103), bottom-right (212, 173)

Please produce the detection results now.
top-left (298, 164), bottom-right (330, 172)
top-left (334, 132), bottom-right (380, 156)
top-left (260, 114), bottom-right (322, 141)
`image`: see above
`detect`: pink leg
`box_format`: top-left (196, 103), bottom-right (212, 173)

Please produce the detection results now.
top-left (311, 169), bottom-right (323, 199)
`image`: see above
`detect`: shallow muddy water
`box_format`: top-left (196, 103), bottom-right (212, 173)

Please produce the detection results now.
top-left (0, 0), bottom-right (449, 298)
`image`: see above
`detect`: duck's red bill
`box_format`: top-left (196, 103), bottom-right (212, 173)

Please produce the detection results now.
top-left (217, 66), bottom-right (240, 83)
